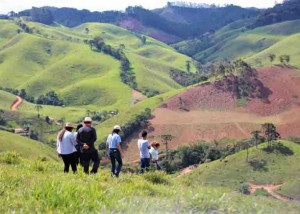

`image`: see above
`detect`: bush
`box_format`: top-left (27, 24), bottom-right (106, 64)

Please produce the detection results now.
top-left (143, 172), bottom-right (169, 185)
top-left (0, 151), bottom-right (21, 164)
top-left (240, 183), bottom-right (250, 195)
top-left (254, 188), bottom-right (270, 197)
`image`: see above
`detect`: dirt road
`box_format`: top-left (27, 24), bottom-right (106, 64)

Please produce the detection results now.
top-left (10, 96), bottom-right (23, 111)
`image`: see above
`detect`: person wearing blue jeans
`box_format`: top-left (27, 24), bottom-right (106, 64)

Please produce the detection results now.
top-left (137, 130), bottom-right (151, 173)
top-left (106, 125), bottom-right (124, 177)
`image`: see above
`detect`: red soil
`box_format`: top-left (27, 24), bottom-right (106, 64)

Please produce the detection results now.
top-left (10, 96), bottom-right (23, 111)
top-left (124, 67), bottom-right (300, 162)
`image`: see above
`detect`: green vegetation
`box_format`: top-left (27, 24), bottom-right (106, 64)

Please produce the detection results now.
top-left (0, 130), bottom-right (58, 160)
top-left (174, 19), bottom-right (300, 67)
top-left (0, 154), bottom-right (298, 213)
top-left (181, 141), bottom-right (300, 200)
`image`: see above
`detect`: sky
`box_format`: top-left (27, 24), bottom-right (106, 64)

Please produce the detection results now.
top-left (0, 0), bottom-right (283, 14)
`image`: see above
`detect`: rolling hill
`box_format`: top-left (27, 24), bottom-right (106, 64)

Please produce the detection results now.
top-left (0, 130), bottom-right (58, 160)
top-left (181, 140), bottom-right (300, 202)
top-left (174, 19), bottom-right (300, 67)
top-left (123, 66), bottom-right (300, 162)
top-left (0, 19), bottom-right (196, 145)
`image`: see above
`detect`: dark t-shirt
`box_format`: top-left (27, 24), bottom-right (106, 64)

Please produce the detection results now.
top-left (76, 126), bottom-right (97, 153)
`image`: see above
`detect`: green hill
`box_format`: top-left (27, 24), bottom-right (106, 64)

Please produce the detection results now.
top-left (174, 19), bottom-right (300, 67)
top-left (0, 19), bottom-right (196, 144)
top-left (0, 130), bottom-right (58, 160)
top-left (181, 141), bottom-right (300, 200)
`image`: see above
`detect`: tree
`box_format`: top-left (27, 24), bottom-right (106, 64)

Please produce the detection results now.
top-left (119, 44), bottom-right (125, 50)
top-left (85, 27), bottom-right (89, 34)
top-left (268, 54), bottom-right (276, 63)
top-left (141, 36), bottom-right (147, 45)
top-left (251, 130), bottom-right (261, 148)
top-left (34, 104), bottom-right (43, 118)
top-left (160, 134), bottom-right (175, 161)
top-left (261, 123), bottom-right (280, 149)
top-left (186, 60), bottom-right (191, 73)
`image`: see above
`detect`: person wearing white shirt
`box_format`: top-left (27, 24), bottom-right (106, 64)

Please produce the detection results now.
top-left (57, 123), bottom-right (77, 173)
top-left (106, 125), bottom-right (124, 177)
top-left (150, 141), bottom-right (162, 170)
top-left (137, 130), bottom-right (151, 173)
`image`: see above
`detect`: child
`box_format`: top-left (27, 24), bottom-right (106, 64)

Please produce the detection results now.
top-left (150, 141), bottom-right (162, 170)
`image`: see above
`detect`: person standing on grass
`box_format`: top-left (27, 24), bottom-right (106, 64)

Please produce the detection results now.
top-left (150, 141), bottom-right (162, 170)
top-left (138, 130), bottom-right (151, 173)
top-left (73, 124), bottom-right (83, 166)
top-left (56, 123), bottom-right (77, 173)
top-left (106, 125), bottom-right (124, 177)
top-left (76, 117), bottom-right (100, 174)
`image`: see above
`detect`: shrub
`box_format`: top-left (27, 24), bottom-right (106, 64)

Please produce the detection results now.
top-left (254, 188), bottom-right (270, 197)
top-left (143, 172), bottom-right (169, 185)
top-left (0, 151), bottom-right (21, 164)
top-left (240, 183), bottom-right (250, 195)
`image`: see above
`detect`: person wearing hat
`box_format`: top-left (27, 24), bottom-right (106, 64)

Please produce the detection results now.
top-left (76, 117), bottom-right (100, 174)
top-left (106, 125), bottom-right (124, 177)
top-left (56, 123), bottom-right (77, 173)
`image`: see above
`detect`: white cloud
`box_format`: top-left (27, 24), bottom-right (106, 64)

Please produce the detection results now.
top-left (0, 0), bottom-right (283, 14)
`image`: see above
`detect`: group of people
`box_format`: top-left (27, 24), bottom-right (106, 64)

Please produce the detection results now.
top-left (56, 117), bottom-right (161, 176)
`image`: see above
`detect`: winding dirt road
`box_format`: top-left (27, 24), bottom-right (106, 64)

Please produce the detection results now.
top-left (10, 96), bottom-right (23, 111)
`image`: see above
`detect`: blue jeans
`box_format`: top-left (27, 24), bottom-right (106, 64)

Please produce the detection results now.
top-left (109, 149), bottom-right (122, 177)
top-left (140, 158), bottom-right (150, 173)
top-left (153, 160), bottom-right (162, 170)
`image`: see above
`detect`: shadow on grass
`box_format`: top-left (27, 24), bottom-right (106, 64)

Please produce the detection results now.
top-left (262, 143), bottom-right (294, 156)
top-left (249, 159), bottom-right (268, 172)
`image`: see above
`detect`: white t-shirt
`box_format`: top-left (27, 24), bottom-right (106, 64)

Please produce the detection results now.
top-left (107, 133), bottom-right (122, 149)
top-left (138, 139), bottom-right (150, 159)
top-left (150, 147), bottom-right (159, 161)
top-left (57, 131), bottom-right (77, 154)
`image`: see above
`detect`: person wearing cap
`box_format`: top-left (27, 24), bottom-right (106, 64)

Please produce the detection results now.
top-left (76, 117), bottom-right (100, 174)
top-left (137, 130), bottom-right (151, 173)
top-left (56, 123), bottom-right (77, 173)
top-left (106, 125), bottom-right (124, 177)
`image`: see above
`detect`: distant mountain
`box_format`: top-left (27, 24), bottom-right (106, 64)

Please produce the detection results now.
top-left (16, 5), bottom-right (260, 43)
top-left (252, 0), bottom-right (300, 27)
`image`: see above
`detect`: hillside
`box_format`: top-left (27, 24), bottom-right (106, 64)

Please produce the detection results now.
top-left (0, 153), bottom-right (299, 212)
top-left (16, 5), bottom-right (259, 43)
top-left (181, 140), bottom-right (300, 202)
top-left (0, 19), bottom-right (196, 144)
top-left (123, 66), bottom-right (300, 161)
top-left (253, 0), bottom-right (300, 28)
top-left (0, 130), bottom-right (58, 160)
top-left (174, 19), bottom-right (300, 67)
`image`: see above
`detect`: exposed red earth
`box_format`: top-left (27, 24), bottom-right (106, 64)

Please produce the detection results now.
top-left (10, 96), bottom-right (23, 111)
top-left (124, 67), bottom-right (300, 162)
top-left (248, 182), bottom-right (290, 202)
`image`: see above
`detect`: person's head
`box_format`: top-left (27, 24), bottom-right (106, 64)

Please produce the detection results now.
top-left (151, 141), bottom-right (160, 149)
top-left (112, 125), bottom-right (121, 134)
top-left (141, 130), bottom-right (148, 139)
top-left (65, 123), bottom-right (74, 132)
top-left (83, 117), bottom-right (92, 127)
top-left (76, 124), bottom-right (83, 132)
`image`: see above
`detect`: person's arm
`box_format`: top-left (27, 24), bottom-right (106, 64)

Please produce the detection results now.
top-left (117, 135), bottom-right (124, 157)
top-left (76, 130), bottom-right (83, 146)
top-left (147, 141), bottom-right (151, 149)
top-left (91, 128), bottom-right (97, 143)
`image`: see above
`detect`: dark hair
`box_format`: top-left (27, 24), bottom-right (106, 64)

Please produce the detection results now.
top-left (112, 129), bottom-right (120, 135)
top-left (142, 130), bottom-right (148, 138)
top-left (76, 124), bottom-right (83, 132)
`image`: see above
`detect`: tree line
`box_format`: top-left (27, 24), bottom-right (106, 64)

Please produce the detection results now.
top-left (86, 37), bottom-right (137, 89)
top-left (0, 87), bottom-right (64, 106)
top-left (161, 123), bottom-right (281, 173)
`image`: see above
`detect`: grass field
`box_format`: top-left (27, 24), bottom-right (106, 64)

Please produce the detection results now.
top-left (181, 141), bottom-right (300, 200)
top-left (0, 151), bottom-right (299, 213)
top-left (0, 130), bottom-right (58, 160)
